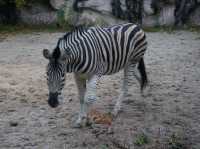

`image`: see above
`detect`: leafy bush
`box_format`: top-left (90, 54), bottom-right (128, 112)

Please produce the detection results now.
top-left (15, 0), bottom-right (26, 8)
top-left (0, 0), bottom-right (50, 8)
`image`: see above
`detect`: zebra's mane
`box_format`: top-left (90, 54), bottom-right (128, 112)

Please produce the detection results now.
top-left (63, 25), bottom-right (87, 39)
top-left (52, 46), bottom-right (60, 61)
top-left (52, 26), bottom-right (87, 61)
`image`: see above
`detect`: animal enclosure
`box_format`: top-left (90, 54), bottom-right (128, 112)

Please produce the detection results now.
top-left (0, 31), bottom-right (200, 148)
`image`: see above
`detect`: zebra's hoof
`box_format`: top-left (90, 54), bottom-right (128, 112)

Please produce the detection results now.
top-left (71, 114), bottom-right (88, 128)
top-left (72, 121), bottom-right (83, 128)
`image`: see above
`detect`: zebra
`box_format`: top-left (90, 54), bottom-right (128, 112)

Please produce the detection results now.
top-left (43, 23), bottom-right (148, 127)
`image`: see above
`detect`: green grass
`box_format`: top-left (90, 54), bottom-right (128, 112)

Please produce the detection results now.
top-left (0, 24), bottom-right (71, 34)
top-left (168, 133), bottom-right (188, 149)
top-left (143, 26), bottom-right (174, 33)
top-left (134, 133), bottom-right (149, 146)
top-left (0, 24), bottom-right (200, 35)
top-left (186, 26), bottom-right (200, 32)
top-left (143, 25), bottom-right (200, 33)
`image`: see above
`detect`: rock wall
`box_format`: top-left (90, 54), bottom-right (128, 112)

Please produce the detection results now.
top-left (19, 4), bottom-right (57, 25)
top-left (0, 0), bottom-right (18, 24)
top-left (0, 0), bottom-right (200, 27)
top-left (60, 0), bottom-right (200, 27)
top-left (189, 6), bottom-right (200, 25)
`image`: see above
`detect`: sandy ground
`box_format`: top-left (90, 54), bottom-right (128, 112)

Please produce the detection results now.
top-left (0, 31), bottom-right (200, 149)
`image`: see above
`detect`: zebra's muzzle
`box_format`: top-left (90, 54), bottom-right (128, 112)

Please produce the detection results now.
top-left (48, 93), bottom-right (59, 108)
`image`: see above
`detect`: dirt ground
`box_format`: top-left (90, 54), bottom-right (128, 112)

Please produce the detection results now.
top-left (0, 31), bottom-right (200, 149)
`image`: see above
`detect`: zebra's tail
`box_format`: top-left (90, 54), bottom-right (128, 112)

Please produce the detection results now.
top-left (137, 57), bottom-right (148, 91)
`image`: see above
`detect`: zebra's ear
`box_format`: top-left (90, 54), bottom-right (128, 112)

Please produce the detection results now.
top-left (43, 49), bottom-right (51, 59)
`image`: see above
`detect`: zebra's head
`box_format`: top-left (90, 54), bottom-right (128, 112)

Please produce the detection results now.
top-left (43, 42), bottom-right (69, 108)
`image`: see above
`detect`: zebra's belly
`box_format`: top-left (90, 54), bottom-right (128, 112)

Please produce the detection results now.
top-left (101, 61), bottom-right (127, 75)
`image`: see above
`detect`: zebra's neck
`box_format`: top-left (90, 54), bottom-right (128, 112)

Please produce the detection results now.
top-left (64, 29), bottom-right (86, 73)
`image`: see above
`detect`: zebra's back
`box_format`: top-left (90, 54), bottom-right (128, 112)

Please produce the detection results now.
top-left (87, 23), bottom-right (147, 75)
top-left (61, 23), bottom-right (147, 75)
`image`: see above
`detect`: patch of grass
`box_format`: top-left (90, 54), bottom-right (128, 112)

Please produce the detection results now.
top-left (186, 26), bottom-right (200, 32)
top-left (195, 36), bottom-right (200, 40)
top-left (168, 133), bottom-right (188, 149)
top-left (143, 26), bottom-right (175, 33)
top-left (0, 24), bottom-right (70, 35)
top-left (143, 25), bottom-right (200, 33)
top-left (1, 24), bottom-right (200, 35)
top-left (14, 0), bottom-right (50, 8)
top-left (134, 133), bottom-right (149, 146)
top-left (99, 144), bottom-right (109, 149)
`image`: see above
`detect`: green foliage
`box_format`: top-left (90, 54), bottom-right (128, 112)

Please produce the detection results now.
top-left (57, 6), bottom-right (73, 30)
top-left (0, 0), bottom-right (5, 5)
top-left (57, 8), bottom-right (66, 27)
top-left (93, 17), bottom-right (109, 27)
top-left (0, 0), bottom-right (27, 8)
top-left (134, 133), bottom-right (149, 146)
top-left (0, 0), bottom-right (50, 8)
top-left (15, 0), bottom-right (26, 8)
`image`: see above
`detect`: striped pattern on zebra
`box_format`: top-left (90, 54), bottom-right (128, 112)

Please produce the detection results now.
top-left (43, 23), bottom-right (148, 127)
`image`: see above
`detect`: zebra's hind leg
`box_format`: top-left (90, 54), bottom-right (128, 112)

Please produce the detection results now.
top-left (112, 63), bottom-right (136, 116)
top-left (85, 74), bottom-right (101, 104)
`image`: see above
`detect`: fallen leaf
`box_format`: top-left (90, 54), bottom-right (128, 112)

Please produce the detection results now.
top-left (88, 109), bottom-right (113, 125)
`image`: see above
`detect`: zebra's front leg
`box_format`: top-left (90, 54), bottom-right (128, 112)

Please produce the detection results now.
top-left (73, 74), bottom-right (87, 128)
top-left (73, 74), bottom-right (100, 127)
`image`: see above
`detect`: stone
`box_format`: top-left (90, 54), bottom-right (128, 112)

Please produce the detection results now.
top-left (63, 0), bottom-right (125, 27)
top-left (66, 0), bottom-right (175, 27)
top-left (144, 0), bottom-right (154, 15)
top-left (158, 5), bottom-right (175, 26)
top-left (20, 11), bottom-right (57, 25)
top-left (189, 6), bottom-right (200, 26)
top-left (143, 15), bottom-right (159, 27)
top-left (50, 0), bottom-right (66, 10)
top-left (77, 10), bottom-right (126, 27)
top-left (2, 0), bottom-right (200, 26)
top-left (19, 3), bottom-right (58, 25)
top-left (82, 0), bottom-right (112, 14)
top-left (78, 0), bottom-right (128, 26)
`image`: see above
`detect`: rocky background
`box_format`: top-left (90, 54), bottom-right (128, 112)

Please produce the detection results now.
top-left (0, 0), bottom-right (200, 27)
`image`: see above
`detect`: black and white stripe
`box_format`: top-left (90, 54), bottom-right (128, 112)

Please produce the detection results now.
top-left (57, 23), bottom-right (147, 75)
top-left (43, 23), bottom-right (148, 108)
